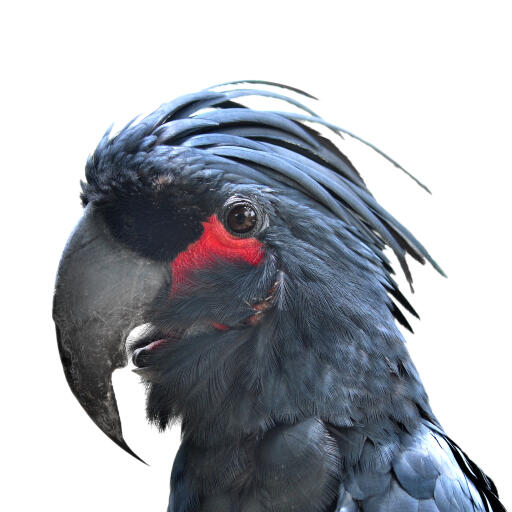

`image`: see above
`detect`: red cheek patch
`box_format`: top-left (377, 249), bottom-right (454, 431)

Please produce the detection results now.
top-left (170, 214), bottom-right (264, 297)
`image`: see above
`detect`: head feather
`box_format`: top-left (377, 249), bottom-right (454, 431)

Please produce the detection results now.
top-left (82, 80), bottom-right (444, 287)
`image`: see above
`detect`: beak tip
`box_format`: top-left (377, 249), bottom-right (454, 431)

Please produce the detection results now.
top-left (110, 436), bottom-right (148, 465)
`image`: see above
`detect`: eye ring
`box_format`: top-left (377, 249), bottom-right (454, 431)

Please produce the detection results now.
top-left (221, 197), bottom-right (266, 238)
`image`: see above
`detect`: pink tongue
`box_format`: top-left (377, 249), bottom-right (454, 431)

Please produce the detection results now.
top-left (146, 338), bottom-right (168, 351)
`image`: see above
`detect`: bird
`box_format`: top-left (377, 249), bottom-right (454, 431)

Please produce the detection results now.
top-left (53, 80), bottom-right (506, 512)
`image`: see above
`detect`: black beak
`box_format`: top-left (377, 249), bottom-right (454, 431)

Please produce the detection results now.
top-left (53, 204), bottom-right (169, 462)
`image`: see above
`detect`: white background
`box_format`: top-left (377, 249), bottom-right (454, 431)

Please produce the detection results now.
top-left (2, 1), bottom-right (511, 510)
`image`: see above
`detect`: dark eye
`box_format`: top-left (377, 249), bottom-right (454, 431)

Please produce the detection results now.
top-left (227, 202), bottom-right (257, 233)
top-left (222, 198), bottom-right (265, 237)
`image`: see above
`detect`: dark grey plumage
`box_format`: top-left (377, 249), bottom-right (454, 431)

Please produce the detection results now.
top-left (55, 81), bottom-right (505, 512)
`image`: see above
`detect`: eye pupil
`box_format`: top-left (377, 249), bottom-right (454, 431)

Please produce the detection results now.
top-left (227, 204), bottom-right (257, 234)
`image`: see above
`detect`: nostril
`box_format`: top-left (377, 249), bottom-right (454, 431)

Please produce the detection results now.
top-left (122, 215), bottom-right (135, 230)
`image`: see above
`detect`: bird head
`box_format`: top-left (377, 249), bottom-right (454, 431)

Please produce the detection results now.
top-left (53, 81), bottom-right (442, 459)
